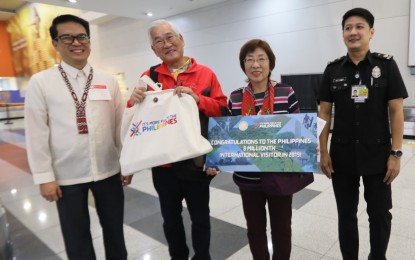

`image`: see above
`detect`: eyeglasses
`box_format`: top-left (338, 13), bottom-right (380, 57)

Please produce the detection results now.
top-left (243, 57), bottom-right (269, 65)
top-left (54, 34), bottom-right (90, 44)
top-left (152, 34), bottom-right (179, 48)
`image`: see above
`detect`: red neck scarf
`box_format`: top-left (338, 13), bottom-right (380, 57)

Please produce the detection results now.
top-left (241, 82), bottom-right (274, 115)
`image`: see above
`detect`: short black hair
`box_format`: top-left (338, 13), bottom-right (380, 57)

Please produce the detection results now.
top-left (342, 8), bottom-right (374, 29)
top-left (49, 14), bottom-right (90, 40)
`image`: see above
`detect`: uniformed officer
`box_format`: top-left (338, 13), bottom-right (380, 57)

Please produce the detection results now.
top-left (318, 8), bottom-right (408, 260)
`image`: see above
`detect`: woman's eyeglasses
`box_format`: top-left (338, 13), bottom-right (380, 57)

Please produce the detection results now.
top-left (243, 57), bottom-right (269, 65)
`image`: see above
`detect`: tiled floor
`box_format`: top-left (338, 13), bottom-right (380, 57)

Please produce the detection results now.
top-left (1, 118), bottom-right (415, 259)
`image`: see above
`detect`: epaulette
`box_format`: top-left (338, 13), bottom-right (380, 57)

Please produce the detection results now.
top-left (372, 52), bottom-right (393, 60)
top-left (327, 56), bottom-right (346, 65)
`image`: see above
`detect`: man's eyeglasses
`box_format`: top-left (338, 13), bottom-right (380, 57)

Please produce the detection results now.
top-left (153, 35), bottom-right (178, 48)
top-left (244, 57), bottom-right (269, 65)
top-left (54, 34), bottom-right (90, 44)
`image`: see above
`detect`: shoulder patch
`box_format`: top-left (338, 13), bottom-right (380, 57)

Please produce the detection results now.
top-left (373, 52), bottom-right (393, 60)
top-left (328, 56), bottom-right (345, 65)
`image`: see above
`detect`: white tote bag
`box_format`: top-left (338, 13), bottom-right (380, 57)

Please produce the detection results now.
top-left (120, 88), bottom-right (212, 176)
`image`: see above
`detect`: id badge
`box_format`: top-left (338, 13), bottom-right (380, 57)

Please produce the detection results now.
top-left (89, 85), bottom-right (111, 100)
top-left (351, 85), bottom-right (368, 103)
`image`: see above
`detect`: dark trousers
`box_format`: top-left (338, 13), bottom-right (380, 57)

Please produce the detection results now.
top-left (239, 189), bottom-right (292, 260)
top-left (56, 174), bottom-right (127, 260)
top-left (332, 173), bottom-right (392, 260)
top-left (152, 167), bottom-right (211, 260)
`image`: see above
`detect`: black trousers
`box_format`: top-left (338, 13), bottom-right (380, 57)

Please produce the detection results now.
top-left (332, 173), bottom-right (392, 260)
top-left (240, 189), bottom-right (292, 260)
top-left (152, 167), bottom-right (211, 260)
top-left (56, 174), bottom-right (127, 260)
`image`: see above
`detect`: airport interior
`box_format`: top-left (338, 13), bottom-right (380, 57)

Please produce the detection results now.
top-left (1, 0), bottom-right (415, 259)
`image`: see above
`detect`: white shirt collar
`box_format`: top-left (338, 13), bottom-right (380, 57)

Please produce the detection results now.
top-left (60, 61), bottom-right (91, 78)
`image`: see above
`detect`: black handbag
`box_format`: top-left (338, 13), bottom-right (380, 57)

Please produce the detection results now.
top-left (260, 172), bottom-right (314, 196)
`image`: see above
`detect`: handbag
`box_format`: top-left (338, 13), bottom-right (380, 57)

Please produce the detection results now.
top-left (260, 172), bottom-right (314, 196)
top-left (119, 82), bottom-right (212, 176)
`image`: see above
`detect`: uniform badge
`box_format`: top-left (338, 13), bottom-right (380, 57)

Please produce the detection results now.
top-left (372, 66), bottom-right (381, 78)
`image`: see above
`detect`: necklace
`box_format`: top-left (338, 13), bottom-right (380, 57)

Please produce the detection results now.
top-left (171, 57), bottom-right (192, 80)
top-left (58, 64), bottom-right (94, 134)
top-left (178, 57), bottom-right (191, 71)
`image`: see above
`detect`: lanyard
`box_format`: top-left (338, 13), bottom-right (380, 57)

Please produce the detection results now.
top-left (58, 65), bottom-right (94, 134)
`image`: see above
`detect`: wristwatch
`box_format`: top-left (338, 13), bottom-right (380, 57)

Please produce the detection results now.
top-left (390, 149), bottom-right (403, 158)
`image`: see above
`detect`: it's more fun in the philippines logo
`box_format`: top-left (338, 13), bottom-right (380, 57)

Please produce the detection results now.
top-left (130, 114), bottom-right (178, 137)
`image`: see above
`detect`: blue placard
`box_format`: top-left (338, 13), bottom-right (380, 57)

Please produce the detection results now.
top-left (206, 113), bottom-right (317, 173)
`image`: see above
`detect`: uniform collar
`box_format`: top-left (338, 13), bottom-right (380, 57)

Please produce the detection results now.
top-left (341, 50), bottom-right (374, 66)
top-left (60, 61), bottom-right (91, 78)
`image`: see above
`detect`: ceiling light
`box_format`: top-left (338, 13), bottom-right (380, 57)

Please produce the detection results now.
top-left (68, 0), bottom-right (77, 3)
top-left (146, 12), bottom-right (153, 17)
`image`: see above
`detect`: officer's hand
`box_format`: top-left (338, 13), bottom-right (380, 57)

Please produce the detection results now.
top-left (320, 152), bottom-right (334, 179)
top-left (129, 87), bottom-right (147, 105)
top-left (40, 181), bottom-right (62, 202)
top-left (384, 156), bottom-right (401, 184)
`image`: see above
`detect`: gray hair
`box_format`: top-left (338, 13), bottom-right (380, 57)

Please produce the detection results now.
top-left (148, 19), bottom-right (181, 45)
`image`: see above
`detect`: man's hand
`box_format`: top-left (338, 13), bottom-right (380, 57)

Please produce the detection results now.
top-left (206, 168), bottom-right (221, 176)
top-left (40, 181), bottom-right (62, 202)
top-left (121, 175), bottom-right (133, 186)
top-left (320, 151), bottom-right (334, 179)
top-left (129, 87), bottom-right (147, 105)
top-left (384, 156), bottom-right (401, 184)
top-left (174, 86), bottom-right (200, 103)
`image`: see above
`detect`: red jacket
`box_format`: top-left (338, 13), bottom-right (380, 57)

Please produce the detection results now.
top-left (129, 57), bottom-right (228, 169)
top-left (132, 57), bottom-right (227, 117)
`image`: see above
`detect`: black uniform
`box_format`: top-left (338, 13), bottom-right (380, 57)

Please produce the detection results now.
top-left (318, 51), bottom-right (408, 260)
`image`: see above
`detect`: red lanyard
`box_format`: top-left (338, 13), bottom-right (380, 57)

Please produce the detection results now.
top-left (58, 65), bottom-right (94, 134)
